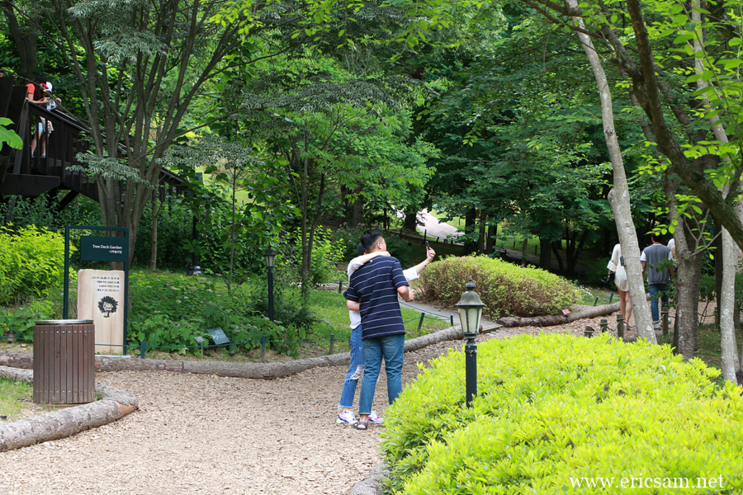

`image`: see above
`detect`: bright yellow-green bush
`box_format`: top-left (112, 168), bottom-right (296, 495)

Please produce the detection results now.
top-left (418, 256), bottom-right (578, 319)
top-left (382, 334), bottom-right (743, 494)
top-left (0, 226), bottom-right (71, 305)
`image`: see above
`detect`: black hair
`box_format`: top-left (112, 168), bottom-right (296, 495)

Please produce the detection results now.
top-left (356, 243), bottom-right (365, 256)
top-left (651, 232), bottom-right (663, 243)
top-left (360, 229), bottom-right (384, 252)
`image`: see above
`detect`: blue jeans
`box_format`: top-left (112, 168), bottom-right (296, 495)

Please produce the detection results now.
top-left (339, 325), bottom-right (365, 409)
top-left (649, 283), bottom-right (669, 322)
top-left (358, 333), bottom-right (405, 415)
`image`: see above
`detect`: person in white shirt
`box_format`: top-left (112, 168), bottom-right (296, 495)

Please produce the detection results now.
top-left (607, 243), bottom-right (632, 324)
top-left (336, 243), bottom-right (435, 425)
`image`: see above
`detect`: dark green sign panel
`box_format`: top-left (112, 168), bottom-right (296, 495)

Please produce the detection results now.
top-left (80, 236), bottom-right (128, 262)
top-left (206, 327), bottom-right (230, 345)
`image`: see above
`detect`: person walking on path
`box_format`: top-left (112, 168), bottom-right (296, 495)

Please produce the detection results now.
top-left (337, 243), bottom-right (436, 426)
top-left (344, 229), bottom-right (413, 431)
top-left (641, 234), bottom-right (674, 329)
top-left (607, 243), bottom-right (633, 324)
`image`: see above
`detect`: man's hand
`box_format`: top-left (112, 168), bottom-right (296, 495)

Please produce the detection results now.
top-left (405, 288), bottom-right (416, 302)
top-left (346, 300), bottom-right (360, 312)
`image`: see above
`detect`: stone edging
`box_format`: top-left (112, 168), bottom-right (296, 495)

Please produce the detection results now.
top-left (349, 462), bottom-right (389, 495)
top-left (0, 366), bottom-right (138, 453)
top-left (0, 324), bottom-right (479, 380)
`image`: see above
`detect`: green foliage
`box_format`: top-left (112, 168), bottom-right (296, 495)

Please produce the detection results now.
top-left (280, 227), bottom-right (346, 286)
top-left (382, 333), bottom-right (743, 494)
top-left (419, 256), bottom-right (578, 319)
top-left (0, 117), bottom-right (22, 149)
top-left (0, 194), bottom-right (100, 233)
top-left (128, 273), bottom-right (311, 355)
top-left (132, 199), bottom-right (191, 270)
top-left (0, 226), bottom-right (73, 306)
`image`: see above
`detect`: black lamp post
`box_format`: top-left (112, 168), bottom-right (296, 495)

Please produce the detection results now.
top-left (187, 173), bottom-right (203, 276)
top-left (265, 247), bottom-right (276, 321)
top-left (455, 276), bottom-right (485, 408)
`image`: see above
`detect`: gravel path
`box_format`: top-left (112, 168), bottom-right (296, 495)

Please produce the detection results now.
top-left (0, 310), bottom-right (681, 495)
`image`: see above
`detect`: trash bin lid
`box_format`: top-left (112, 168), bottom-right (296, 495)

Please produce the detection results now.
top-left (35, 319), bottom-right (94, 325)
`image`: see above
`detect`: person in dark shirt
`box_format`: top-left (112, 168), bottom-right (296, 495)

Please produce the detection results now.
top-left (344, 229), bottom-right (413, 430)
top-left (641, 233), bottom-right (674, 329)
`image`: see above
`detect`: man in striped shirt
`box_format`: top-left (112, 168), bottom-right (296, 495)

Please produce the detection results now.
top-left (344, 229), bottom-right (414, 430)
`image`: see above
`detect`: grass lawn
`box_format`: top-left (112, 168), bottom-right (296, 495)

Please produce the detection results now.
top-left (0, 377), bottom-right (33, 421)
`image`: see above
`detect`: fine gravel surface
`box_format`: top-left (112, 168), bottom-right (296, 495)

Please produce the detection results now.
top-left (0, 308), bottom-right (689, 495)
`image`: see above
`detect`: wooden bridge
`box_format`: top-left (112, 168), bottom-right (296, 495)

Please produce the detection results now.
top-left (0, 76), bottom-right (184, 207)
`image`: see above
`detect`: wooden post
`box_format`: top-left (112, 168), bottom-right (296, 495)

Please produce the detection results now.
top-left (584, 326), bottom-right (594, 338)
top-left (617, 314), bottom-right (625, 340)
top-left (600, 319), bottom-right (608, 333)
top-left (329, 334), bottom-right (335, 355)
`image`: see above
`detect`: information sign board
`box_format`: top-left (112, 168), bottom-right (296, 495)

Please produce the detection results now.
top-left (80, 236), bottom-right (128, 263)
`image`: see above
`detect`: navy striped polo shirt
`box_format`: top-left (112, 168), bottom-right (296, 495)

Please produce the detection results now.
top-left (344, 256), bottom-right (408, 339)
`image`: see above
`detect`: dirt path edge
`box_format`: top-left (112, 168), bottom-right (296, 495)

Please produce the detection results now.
top-left (0, 366), bottom-right (138, 453)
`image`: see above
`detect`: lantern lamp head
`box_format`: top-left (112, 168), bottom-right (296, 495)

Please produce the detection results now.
top-left (264, 247), bottom-right (276, 269)
top-left (455, 277), bottom-right (486, 337)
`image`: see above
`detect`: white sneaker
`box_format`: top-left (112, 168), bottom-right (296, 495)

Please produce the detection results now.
top-left (337, 410), bottom-right (358, 425)
top-left (368, 410), bottom-right (383, 424)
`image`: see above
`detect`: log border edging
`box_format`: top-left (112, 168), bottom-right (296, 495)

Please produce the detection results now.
top-left (0, 365), bottom-right (138, 453)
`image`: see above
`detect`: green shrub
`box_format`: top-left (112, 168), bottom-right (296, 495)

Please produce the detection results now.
top-left (382, 334), bottom-right (743, 494)
top-left (279, 227), bottom-right (346, 286)
top-left (128, 274), bottom-right (311, 355)
top-left (419, 256), bottom-right (578, 319)
top-left (0, 225), bottom-right (72, 305)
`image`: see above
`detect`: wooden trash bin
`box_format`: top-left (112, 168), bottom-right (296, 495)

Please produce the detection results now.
top-left (33, 320), bottom-right (95, 405)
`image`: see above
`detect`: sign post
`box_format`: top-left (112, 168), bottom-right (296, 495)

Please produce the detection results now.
top-left (64, 226), bottom-right (130, 354)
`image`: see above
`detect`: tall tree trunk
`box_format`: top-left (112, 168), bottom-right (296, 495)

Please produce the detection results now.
top-left (486, 224), bottom-right (497, 254)
top-left (403, 208), bottom-right (418, 231)
top-left (568, 0), bottom-right (655, 343)
top-left (150, 188), bottom-right (158, 272)
top-left (2, 1), bottom-right (38, 81)
top-left (691, 5), bottom-right (738, 379)
top-left (566, 230), bottom-right (589, 274)
top-left (477, 211), bottom-right (487, 253)
top-left (667, 176), bottom-right (702, 359)
top-left (551, 241), bottom-right (564, 272)
top-left (350, 186), bottom-right (363, 227)
top-left (521, 238), bottom-right (528, 266)
top-left (539, 237), bottom-right (552, 270)
top-left (714, 223), bottom-right (723, 327)
top-left (464, 208), bottom-right (477, 254)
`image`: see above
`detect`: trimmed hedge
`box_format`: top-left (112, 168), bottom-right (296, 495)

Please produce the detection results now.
top-left (418, 256), bottom-right (578, 319)
top-left (382, 334), bottom-right (743, 494)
